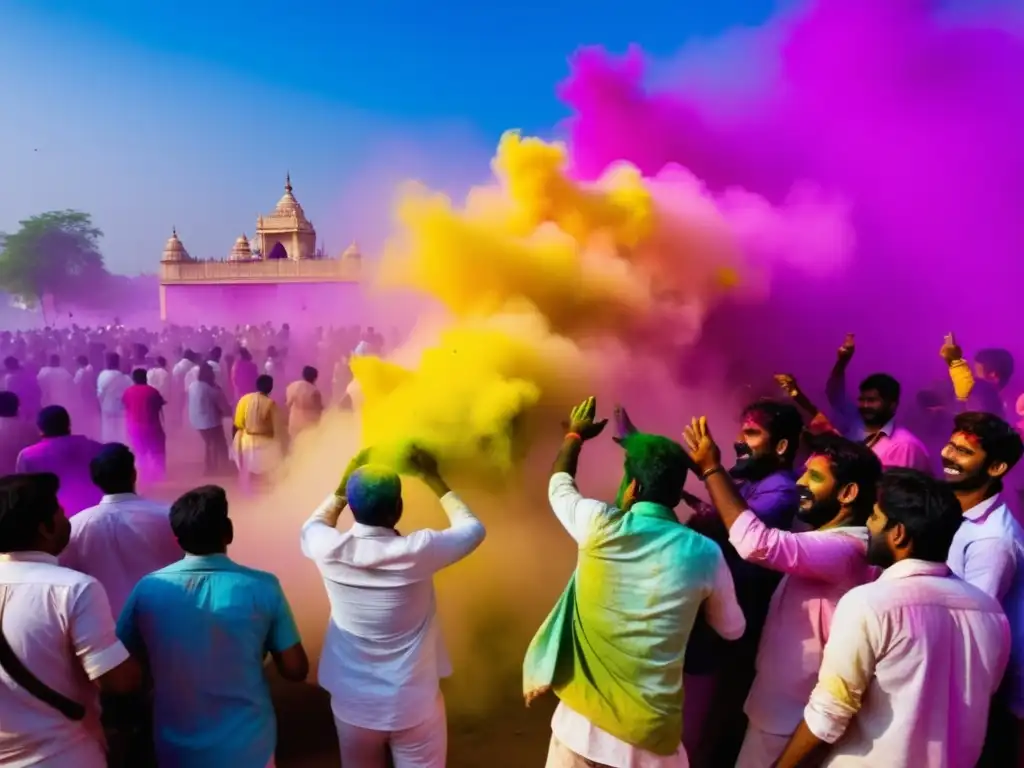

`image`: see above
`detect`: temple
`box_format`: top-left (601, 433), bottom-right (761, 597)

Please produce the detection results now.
top-left (159, 174), bottom-right (366, 326)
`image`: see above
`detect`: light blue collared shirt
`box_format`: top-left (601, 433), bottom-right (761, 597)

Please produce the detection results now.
top-left (117, 553), bottom-right (301, 768)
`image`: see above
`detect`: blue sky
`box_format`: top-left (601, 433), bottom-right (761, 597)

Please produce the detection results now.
top-left (0, 0), bottom-right (777, 273)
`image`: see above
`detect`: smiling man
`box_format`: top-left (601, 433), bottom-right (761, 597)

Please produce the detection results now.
top-left (681, 422), bottom-right (882, 767)
top-left (940, 411), bottom-right (1024, 766)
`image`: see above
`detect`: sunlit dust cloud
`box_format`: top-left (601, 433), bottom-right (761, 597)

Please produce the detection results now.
top-left (352, 130), bottom-right (851, 479)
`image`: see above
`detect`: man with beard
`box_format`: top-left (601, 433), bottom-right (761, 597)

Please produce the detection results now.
top-left (776, 469), bottom-right (1009, 768)
top-left (680, 422), bottom-right (882, 767)
top-left (615, 401), bottom-right (801, 767)
top-left (939, 411), bottom-right (1024, 766)
top-left (825, 333), bottom-right (931, 471)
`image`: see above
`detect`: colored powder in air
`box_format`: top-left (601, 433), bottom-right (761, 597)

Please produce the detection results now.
top-left (351, 130), bottom-right (851, 479)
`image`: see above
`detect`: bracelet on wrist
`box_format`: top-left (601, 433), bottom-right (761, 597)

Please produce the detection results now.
top-left (700, 466), bottom-right (725, 481)
top-left (565, 432), bottom-right (583, 442)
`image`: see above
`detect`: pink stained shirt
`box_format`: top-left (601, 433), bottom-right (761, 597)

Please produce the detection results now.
top-left (15, 435), bottom-right (103, 517)
top-left (727, 510), bottom-right (877, 737)
top-left (122, 384), bottom-right (165, 439)
top-left (804, 560), bottom-right (1009, 767)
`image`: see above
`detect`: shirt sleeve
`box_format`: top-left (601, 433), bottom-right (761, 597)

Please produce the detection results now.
top-left (401, 492), bottom-right (487, 577)
top-left (266, 579), bottom-right (302, 653)
top-left (300, 495), bottom-right (348, 562)
top-left (71, 580), bottom-right (131, 681)
top-left (729, 510), bottom-right (866, 580)
top-left (961, 538), bottom-right (1017, 601)
top-left (548, 472), bottom-right (612, 544)
top-left (803, 588), bottom-right (879, 744)
top-left (702, 547), bottom-right (746, 641)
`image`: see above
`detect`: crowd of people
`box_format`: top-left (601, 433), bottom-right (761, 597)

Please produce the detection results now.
top-left (0, 322), bottom-right (1023, 768)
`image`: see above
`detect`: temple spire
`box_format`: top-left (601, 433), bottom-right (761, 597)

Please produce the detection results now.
top-left (285, 172), bottom-right (292, 193)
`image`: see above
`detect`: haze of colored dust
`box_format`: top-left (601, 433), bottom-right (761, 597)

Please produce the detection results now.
top-left (233, 0), bottom-right (1024, 727)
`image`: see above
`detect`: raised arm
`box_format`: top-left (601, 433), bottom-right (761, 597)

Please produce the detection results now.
top-left (825, 334), bottom-right (857, 424)
top-left (299, 449), bottom-right (370, 561)
top-left (548, 396), bottom-right (611, 542)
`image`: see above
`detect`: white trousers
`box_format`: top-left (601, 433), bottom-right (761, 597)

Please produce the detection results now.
top-left (333, 692), bottom-right (447, 768)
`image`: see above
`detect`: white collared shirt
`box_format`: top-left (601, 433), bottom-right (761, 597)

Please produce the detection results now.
top-left (60, 493), bottom-right (182, 619)
top-left (804, 559), bottom-right (1009, 767)
top-left (947, 492), bottom-right (1024, 715)
top-left (300, 493), bottom-right (485, 731)
top-left (0, 552), bottom-right (129, 768)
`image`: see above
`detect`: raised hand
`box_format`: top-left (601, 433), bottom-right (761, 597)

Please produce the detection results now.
top-left (837, 333), bottom-right (856, 363)
top-left (939, 332), bottom-right (963, 365)
top-left (336, 447), bottom-right (371, 496)
top-left (612, 403), bottom-right (638, 444)
top-left (682, 416), bottom-right (722, 474)
top-left (774, 373), bottom-right (800, 399)
top-left (567, 396), bottom-right (608, 442)
top-left (405, 445), bottom-right (440, 478)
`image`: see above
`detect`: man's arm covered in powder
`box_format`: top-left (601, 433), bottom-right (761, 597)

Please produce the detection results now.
top-left (549, 396), bottom-right (611, 544)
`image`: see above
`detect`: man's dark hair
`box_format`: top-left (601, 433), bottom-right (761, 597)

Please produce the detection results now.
top-left (0, 473), bottom-right (61, 552)
top-left (302, 366), bottom-right (318, 384)
top-left (170, 485), bottom-right (231, 555)
top-left (131, 368), bottom-right (148, 385)
top-left (3, 357), bottom-right (18, 371)
top-left (953, 411), bottom-right (1024, 487)
top-left (48, 354), bottom-right (60, 367)
top-left (106, 352), bottom-right (120, 370)
top-left (859, 373), bottom-right (900, 402)
top-left (156, 356), bottom-right (167, 367)
top-left (0, 391), bottom-right (19, 418)
top-left (974, 348), bottom-right (1015, 389)
top-left (238, 348), bottom-right (252, 362)
top-left (256, 375), bottom-right (273, 395)
top-left (806, 433), bottom-right (883, 523)
top-left (90, 443), bottom-right (136, 495)
top-left (741, 399), bottom-right (804, 463)
top-left (76, 355), bottom-right (88, 367)
top-left (37, 406), bottom-right (71, 437)
top-left (209, 346), bottom-right (222, 362)
top-left (622, 433), bottom-right (690, 508)
top-left (877, 468), bottom-right (963, 563)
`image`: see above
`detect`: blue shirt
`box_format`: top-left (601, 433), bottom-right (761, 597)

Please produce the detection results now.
top-left (117, 554), bottom-right (301, 768)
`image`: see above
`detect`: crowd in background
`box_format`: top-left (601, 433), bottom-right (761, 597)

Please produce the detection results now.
top-left (0, 325), bottom-right (1023, 768)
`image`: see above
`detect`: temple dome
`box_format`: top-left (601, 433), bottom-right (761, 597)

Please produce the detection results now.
top-left (275, 173), bottom-right (308, 219)
top-left (340, 242), bottom-right (361, 261)
top-left (161, 227), bottom-right (190, 262)
top-left (228, 234), bottom-right (252, 261)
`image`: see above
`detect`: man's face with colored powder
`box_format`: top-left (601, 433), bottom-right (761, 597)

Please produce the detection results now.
top-left (732, 412), bottom-right (776, 478)
top-left (857, 388), bottom-right (895, 428)
top-left (940, 430), bottom-right (993, 491)
top-left (795, 454), bottom-right (842, 528)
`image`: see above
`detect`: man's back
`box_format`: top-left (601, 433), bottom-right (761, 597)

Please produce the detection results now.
top-left (15, 436), bottom-right (103, 516)
top-left (0, 553), bottom-right (127, 768)
top-left (61, 494), bottom-right (181, 618)
top-left (808, 561), bottom-right (1009, 767)
top-left (117, 554), bottom-right (299, 768)
top-left (122, 384), bottom-right (163, 434)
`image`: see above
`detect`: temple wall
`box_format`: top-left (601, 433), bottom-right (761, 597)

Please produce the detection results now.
top-left (162, 282), bottom-right (370, 328)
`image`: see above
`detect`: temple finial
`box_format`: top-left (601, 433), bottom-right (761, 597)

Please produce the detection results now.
top-left (285, 172), bottom-right (292, 192)
top-left (172, 226), bottom-right (177, 237)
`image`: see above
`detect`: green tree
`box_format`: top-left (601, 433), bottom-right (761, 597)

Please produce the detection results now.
top-left (0, 210), bottom-right (108, 317)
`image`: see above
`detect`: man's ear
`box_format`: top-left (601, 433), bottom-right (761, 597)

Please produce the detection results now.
top-left (775, 438), bottom-right (789, 458)
top-left (988, 461), bottom-right (1009, 480)
top-left (837, 482), bottom-right (859, 506)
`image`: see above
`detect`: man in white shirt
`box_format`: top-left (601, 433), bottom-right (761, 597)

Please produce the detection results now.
top-left (0, 472), bottom-right (141, 768)
top-left (300, 448), bottom-right (485, 768)
top-left (36, 355), bottom-right (75, 409)
top-left (939, 411), bottom-right (1024, 766)
top-left (526, 399), bottom-right (745, 768)
top-left (60, 443), bottom-right (182, 618)
top-left (146, 356), bottom-right (170, 403)
top-left (96, 353), bottom-right (131, 444)
top-left (777, 468), bottom-right (1010, 768)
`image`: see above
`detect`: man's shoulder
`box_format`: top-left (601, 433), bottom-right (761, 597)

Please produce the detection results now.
top-left (890, 425), bottom-right (929, 451)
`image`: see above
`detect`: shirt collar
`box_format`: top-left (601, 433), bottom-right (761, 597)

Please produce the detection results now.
top-left (858, 417), bottom-right (896, 440)
top-left (101, 492), bottom-right (140, 504)
top-left (962, 493), bottom-right (1003, 522)
top-left (628, 501), bottom-right (679, 524)
top-left (878, 558), bottom-right (950, 582)
top-left (178, 553), bottom-right (233, 569)
top-left (350, 522), bottom-right (400, 538)
top-left (0, 551), bottom-right (59, 565)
